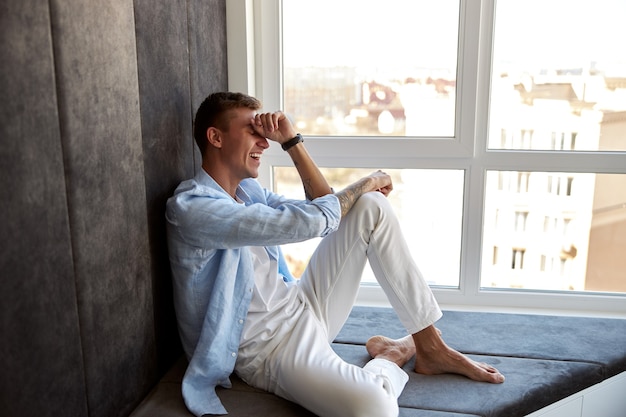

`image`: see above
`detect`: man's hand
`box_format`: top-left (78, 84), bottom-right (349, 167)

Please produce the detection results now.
top-left (366, 170), bottom-right (393, 197)
top-left (335, 170), bottom-right (393, 217)
top-left (252, 111), bottom-right (332, 199)
top-left (252, 111), bottom-right (297, 145)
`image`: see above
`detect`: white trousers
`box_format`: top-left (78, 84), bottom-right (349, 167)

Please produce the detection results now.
top-left (238, 192), bottom-right (442, 417)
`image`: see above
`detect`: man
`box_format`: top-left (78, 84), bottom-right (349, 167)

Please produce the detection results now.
top-left (166, 92), bottom-right (504, 417)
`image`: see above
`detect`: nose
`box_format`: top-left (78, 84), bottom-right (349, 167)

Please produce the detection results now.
top-left (257, 136), bottom-right (270, 149)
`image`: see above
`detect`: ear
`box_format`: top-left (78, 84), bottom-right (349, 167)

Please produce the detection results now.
top-left (206, 127), bottom-right (222, 149)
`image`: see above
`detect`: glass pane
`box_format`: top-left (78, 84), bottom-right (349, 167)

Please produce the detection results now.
top-left (282, 0), bottom-right (460, 137)
top-left (489, 0), bottom-right (626, 151)
top-left (273, 167), bottom-right (464, 287)
top-left (482, 171), bottom-right (626, 293)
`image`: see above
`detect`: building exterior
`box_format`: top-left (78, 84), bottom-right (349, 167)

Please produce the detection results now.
top-left (483, 73), bottom-right (626, 292)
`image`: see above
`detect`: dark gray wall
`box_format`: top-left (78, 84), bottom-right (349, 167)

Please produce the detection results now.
top-left (0, 1), bottom-right (227, 416)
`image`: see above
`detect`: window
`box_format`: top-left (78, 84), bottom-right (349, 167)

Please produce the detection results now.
top-left (512, 248), bottom-right (525, 270)
top-left (483, 171), bottom-right (625, 293)
top-left (489, 0), bottom-right (626, 153)
top-left (274, 167), bottom-right (464, 287)
top-left (516, 172), bottom-right (529, 193)
top-left (227, 0), bottom-right (626, 314)
top-left (514, 211), bottom-right (528, 232)
top-left (282, 0), bottom-right (459, 138)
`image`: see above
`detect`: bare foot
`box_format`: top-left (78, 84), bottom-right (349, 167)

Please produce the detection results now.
top-left (412, 326), bottom-right (505, 384)
top-left (366, 335), bottom-right (416, 368)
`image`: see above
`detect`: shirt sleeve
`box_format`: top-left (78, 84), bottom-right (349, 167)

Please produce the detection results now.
top-left (167, 179), bottom-right (341, 251)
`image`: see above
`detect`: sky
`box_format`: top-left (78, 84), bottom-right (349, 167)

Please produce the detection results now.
top-left (282, 0), bottom-right (626, 74)
top-left (493, 0), bottom-right (626, 72)
top-left (282, 0), bottom-right (459, 69)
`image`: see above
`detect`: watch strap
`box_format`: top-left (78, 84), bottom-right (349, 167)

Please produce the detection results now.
top-left (281, 133), bottom-right (304, 151)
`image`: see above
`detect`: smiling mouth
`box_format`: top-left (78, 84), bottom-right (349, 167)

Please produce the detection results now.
top-left (250, 152), bottom-right (261, 160)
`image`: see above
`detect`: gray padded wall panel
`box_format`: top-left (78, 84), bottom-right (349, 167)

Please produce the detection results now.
top-left (133, 0), bottom-right (194, 375)
top-left (187, 0), bottom-right (228, 167)
top-left (188, 0), bottom-right (228, 104)
top-left (0, 1), bottom-right (89, 417)
top-left (49, 0), bottom-right (156, 416)
top-left (1, 0), bottom-right (229, 415)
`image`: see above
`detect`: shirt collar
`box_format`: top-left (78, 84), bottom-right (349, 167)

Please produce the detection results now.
top-left (194, 169), bottom-right (253, 204)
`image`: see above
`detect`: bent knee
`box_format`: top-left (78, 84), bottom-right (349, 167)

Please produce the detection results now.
top-left (350, 191), bottom-right (392, 220)
top-left (356, 190), bottom-right (388, 207)
top-left (345, 191), bottom-right (397, 233)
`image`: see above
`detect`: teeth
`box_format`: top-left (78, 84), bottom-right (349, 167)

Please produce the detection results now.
top-left (250, 153), bottom-right (261, 159)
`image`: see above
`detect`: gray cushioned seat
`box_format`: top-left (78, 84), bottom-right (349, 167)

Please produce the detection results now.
top-left (131, 306), bottom-right (626, 417)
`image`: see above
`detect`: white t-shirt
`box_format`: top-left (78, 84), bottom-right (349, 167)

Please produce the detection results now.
top-left (237, 246), bottom-right (304, 369)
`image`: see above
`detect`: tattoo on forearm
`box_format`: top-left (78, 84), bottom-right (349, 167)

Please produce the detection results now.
top-left (292, 159), bottom-right (312, 200)
top-left (335, 178), bottom-right (371, 217)
top-left (302, 179), bottom-right (313, 201)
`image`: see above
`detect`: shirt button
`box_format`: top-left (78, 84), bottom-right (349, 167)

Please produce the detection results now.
top-left (238, 319), bottom-right (244, 324)
top-left (231, 352), bottom-right (236, 357)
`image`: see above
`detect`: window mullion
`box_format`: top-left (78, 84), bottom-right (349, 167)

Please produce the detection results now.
top-left (226, 0), bottom-right (256, 94)
top-left (253, 0), bottom-right (282, 111)
top-left (457, 0), bottom-right (495, 299)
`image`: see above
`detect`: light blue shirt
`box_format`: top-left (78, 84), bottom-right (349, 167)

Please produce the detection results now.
top-left (165, 170), bottom-right (340, 416)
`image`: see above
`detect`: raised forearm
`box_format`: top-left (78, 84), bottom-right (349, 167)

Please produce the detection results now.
top-left (253, 112), bottom-right (333, 200)
top-left (286, 142), bottom-right (333, 200)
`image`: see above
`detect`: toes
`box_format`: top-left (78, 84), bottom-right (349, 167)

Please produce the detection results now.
top-left (478, 362), bottom-right (498, 373)
top-left (476, 362), bottom-right (505, 383)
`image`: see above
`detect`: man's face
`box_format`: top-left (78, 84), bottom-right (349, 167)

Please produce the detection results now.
top-left (219, 107), bottom-right (269, 181)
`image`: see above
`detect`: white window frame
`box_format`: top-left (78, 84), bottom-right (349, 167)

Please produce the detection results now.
top-left (226, 0), bottom-right (626, 317)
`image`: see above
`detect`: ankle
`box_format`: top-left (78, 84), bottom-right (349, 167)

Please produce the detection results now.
top-left (413, 332), bottom-right (450, 357)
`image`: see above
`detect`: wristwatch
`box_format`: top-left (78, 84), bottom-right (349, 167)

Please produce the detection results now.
top-left (281, 133), bottom-right (304, 151)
